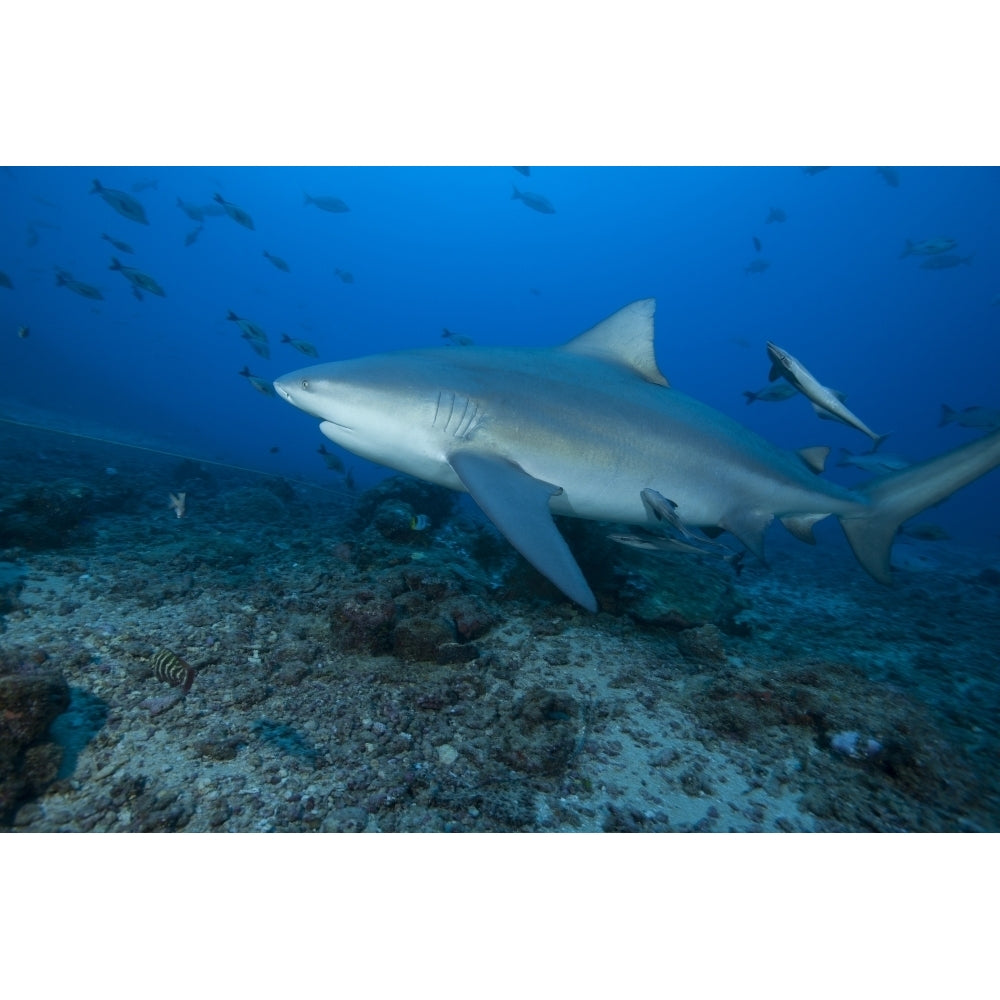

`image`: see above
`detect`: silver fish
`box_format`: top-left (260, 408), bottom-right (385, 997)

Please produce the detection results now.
top-left (281, 333), bottom-right (318, 357)
top-left (304, 192), bottom-right (350, 213)
top-left (743, 382), bottom-right (797, 404)
top-left (876, 167), bottom-right (900, 188)
top-left (101, 233), bottom-right (134, 254)
top-left (54, 268), bottom-right (103, 300)
top-left (765, 207), bottom-right (787, 224)
top-left (109, 257), bottom-right (165, 296)
top-left (239, 365), bottom-right (276, 397)
top-left (264, 251), bottom-right (290, 272)
top-left (511, 184), bottom-right (555, 214)
top-left (940, 404), bottom-right (1000, 429)
top-left (920, 254), bottom-right (973, 270)
top-left (334, 268), bottom-right (354, 283)
top-left (214, 193), bottom-right (254, 229)
top-left (91, 179), bottom-right (149, 225)
top-left (899, 237), bottom-right (957, 258)
top-left (243, 333), bottom-right (270, 359)
top-left (226, 311), bottom-right (268, 342)
top-left (176, 197), bottom-right (204, 221)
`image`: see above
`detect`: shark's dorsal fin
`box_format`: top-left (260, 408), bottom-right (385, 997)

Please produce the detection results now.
top-left (560, 299), bottom-right (669, 387)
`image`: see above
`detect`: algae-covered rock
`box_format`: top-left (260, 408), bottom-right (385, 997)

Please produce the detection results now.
top-left (0, 654), bottom-right (71, 824)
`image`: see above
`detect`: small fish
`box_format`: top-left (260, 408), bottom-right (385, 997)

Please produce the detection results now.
top-left (199, 201), bottom-right (228, 217)
top-left (765, 207), bottom-right (787, 224)
top-left (176, 197), bottom-right (204, 221)
top-left (101, 233), bottom-right (134, 254)
top-left (150, 647), bottom-right (195, 694)
top-left (529, 287), bottom-right (541, 296)
top-left (226, 311), bottom-right (268, 342)
top-left (766, 341), bottom-right (888, 448)
top-left (899, 522), bottom-right (950, 541)
top-left (131, 178), bottom-right (158, 192)
top-left (608, 532), bottom-right (745, 575)
top-left (334, 267), bottom-right (354, 283)
top-left (876, 166), bottom-right (900, 188)
top-left (90, 179), bottom-right (149, 225)
top-left (920, 254), bottom-right (973, 270)
top-left (743, 382), bottom-right (797, 404)
top-left (238, 365), bottom-right (276, 397)
top-left (184, 225), bottom-right (203, 246)
top-left (264, 250), bottom-right (290, 272)
top-left (752, 236), bottom-right (762, 253)
top-left (109, 257), bottom-right (165, 296)
top-left (899, 237), bottom-right (957, 258)
top-left (744, 258), bottom-right (770, 275)
top-left (939, 404), bottom-right (1000, 429)
top-left (169, 492), bottom-right (186, 518)
top-left (442, 327), bottom-right (474, 346)
top-left (801, 166), bottom-right (830, 175)
top-left (410, 514), bottom-right (431, 531)
top-left (511, 184), bottom-right (555, 214)
top-left (304, 192), bottom-right (350, 213)
top-left (317, 444), bottom-right (344, 472)
top-left (55, 268), bottom-right (104, 300)
top-left (281, 333), bottom-right (318, 357)
top-left (513, 166), bottom-right (531, 176)
top-left (0, 270), bottom-right (12, 289)
top-left (242, 332), bottom-right (271, 359)
top-left (837, 448), bottom-right (910, 473)
top-left (214, 192), bottom-right (254, 229)
top-left (269, 446), bottom-right (280, 454)
top-left (17, 325), bottom-right (29, 339)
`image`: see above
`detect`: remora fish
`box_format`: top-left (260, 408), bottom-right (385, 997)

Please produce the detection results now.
top-left (275, 299), bottom-right (1000, 611)
top-left (766, 341), bottom-right (888, 449)
top-left (90, 179), bottom-right (149, 224)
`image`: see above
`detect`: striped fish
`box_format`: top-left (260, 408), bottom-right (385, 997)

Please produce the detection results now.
top-left (150, 648), bottom-right (195, 694)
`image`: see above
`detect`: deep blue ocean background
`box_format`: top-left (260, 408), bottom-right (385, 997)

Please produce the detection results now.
top-left (2, 166), bottom-right (998, 546)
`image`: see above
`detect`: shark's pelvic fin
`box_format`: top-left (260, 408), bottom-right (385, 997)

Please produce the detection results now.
top-left (560, 299), bottom-right (669, 387)
top-left (449, 451), bottom-right (598, 612)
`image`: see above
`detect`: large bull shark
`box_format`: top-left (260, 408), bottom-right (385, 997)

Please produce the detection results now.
top-left (275, 299), bottom-right (1000, 612)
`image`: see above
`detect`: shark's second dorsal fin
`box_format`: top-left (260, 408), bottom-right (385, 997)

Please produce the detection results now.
top-left (560, 299), bottom-right (669, 387)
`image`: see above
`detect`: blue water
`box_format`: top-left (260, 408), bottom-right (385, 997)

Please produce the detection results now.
top-left (2, 166), bottom-right (998, 541)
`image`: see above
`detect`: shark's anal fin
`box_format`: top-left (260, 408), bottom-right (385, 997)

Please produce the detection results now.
top-left (449, 451), bottom-right (598, 612)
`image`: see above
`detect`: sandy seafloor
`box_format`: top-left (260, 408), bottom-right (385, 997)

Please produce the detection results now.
top-left (2, 420), bottom-right (998, 833)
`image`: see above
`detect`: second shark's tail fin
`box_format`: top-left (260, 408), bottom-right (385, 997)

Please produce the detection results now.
top-left (839, 427), bottom-right (1000, 582)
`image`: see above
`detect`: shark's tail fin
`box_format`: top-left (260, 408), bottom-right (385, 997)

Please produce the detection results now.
top-left (839, 427), bottom-right (1000, 582)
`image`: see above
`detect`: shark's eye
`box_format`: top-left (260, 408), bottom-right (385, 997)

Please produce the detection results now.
top-left (300, 379), bottom-right (310, 390)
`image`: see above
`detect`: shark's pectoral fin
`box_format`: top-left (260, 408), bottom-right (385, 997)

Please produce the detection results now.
top-left (449, 451), bottom-right (598, 612)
